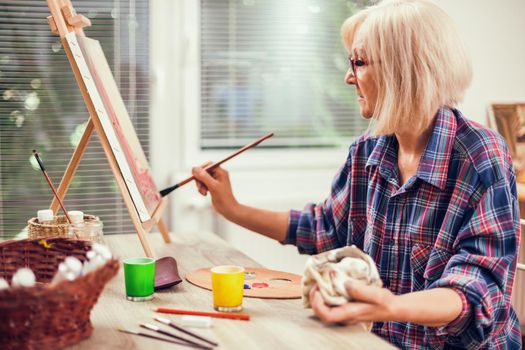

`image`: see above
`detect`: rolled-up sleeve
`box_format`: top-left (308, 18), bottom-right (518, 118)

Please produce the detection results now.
top-left (281, 155), bottom-right (353, 255)
top-left (425, 178), bottom-right (520, 348)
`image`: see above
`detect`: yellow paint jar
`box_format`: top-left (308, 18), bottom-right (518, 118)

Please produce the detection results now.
top-left (211, 265), bottom-right (245, 312)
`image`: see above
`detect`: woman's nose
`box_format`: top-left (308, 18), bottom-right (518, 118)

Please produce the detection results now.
top-left (345, 69), bottom-right (356, 85)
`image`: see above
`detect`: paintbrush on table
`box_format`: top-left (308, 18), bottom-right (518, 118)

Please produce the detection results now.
top-left (118, 328), bottom-right (210, 349)
top-left (32, 150), bottom-right (72, 224)
top-left (140, 323), bottom-right (213, 349)
top-left (159, 132), bottom-right (274, 197)
top-left (155, 316), bottom-right (218, 347)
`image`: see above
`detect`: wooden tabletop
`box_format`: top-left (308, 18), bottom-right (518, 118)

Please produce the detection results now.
top-left (69, 232), bottom-right (396, 350)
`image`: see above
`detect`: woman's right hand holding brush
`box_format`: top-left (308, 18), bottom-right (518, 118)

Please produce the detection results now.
top-left (192, 163), bottom-right (289, 242)
top-left (192, 163), bottom-right (239, 220)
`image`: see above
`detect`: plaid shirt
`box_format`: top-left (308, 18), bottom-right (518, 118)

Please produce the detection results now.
top-left (284, 107), bottom-right (521, 349)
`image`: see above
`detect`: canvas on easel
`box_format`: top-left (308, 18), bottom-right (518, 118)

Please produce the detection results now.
top-left (45, 0), bottom-right (170, 257)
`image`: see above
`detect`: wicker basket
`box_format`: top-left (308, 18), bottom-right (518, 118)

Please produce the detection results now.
top-left (27, 214), bottom-right (98, 239)
top-left (0, 237), bottom-right (119, 350)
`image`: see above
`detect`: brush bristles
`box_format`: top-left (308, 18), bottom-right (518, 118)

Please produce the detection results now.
top-left (155, 316), bottom-right (170, 324)
top-left (141, 323), bottom-right (159, 331)
top-left (159, 185), bottom-right (177, 197)
top-left (117, 328), bottom-right (137, 335)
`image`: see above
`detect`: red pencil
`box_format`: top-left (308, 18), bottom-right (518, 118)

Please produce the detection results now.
top-left (152, 307), bottom-right (250, 321)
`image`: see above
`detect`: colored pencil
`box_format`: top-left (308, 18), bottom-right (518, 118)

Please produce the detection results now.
top-left (152, 307), bottom-right (250, 321)
top-left (32, 150), bottom-right (72, 224)
top-left (140, 323), bottom-right (213, 349)
top-left (155, 316), bottom-right (218, 347)
top-left (159, 132), bottom-right (274, 197)
top-left (118, 328), bottom-right (206, 349)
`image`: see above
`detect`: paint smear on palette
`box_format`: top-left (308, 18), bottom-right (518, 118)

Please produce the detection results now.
top-left (251, 282), bottom-right (269, 288)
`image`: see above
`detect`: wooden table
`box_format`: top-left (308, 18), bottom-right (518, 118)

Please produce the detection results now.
top-left (70, 232), bottom-right (395, 349)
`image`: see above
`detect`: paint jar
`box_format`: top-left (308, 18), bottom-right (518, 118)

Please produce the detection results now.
top-left (37, 209), bottom-right (54, 225)
top-left (68, 217), bottom-right (104, 243)
top-left (67, 210), bottom-right (85, 240)
top-left (123, 257), bottom-right (155, 301)
top-left (69, 210), bottom-right (84, 225)
top-left (211, 265), bottom-right (245, 312)
top-left (83, 220), bottom-right (104, 243)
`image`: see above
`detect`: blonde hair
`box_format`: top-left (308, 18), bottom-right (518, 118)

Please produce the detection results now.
top-left (341, 0), bottom-right (472, 136)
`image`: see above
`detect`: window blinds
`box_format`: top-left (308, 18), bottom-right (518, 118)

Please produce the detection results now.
top-left (200, 0), bottom-right (369, 149)
top-left (0, 1), bottom-right (149, 238)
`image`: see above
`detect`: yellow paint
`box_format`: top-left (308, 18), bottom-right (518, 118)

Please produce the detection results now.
top-left (211, 265), bottom-right (244, 310)
top-left (38, 239), bottom-right (53, 249)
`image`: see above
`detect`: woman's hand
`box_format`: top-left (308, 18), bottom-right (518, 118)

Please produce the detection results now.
top-left (192, 163), bottom-right (239, 219)
top-left (309, 282), bottom-right (397, 325)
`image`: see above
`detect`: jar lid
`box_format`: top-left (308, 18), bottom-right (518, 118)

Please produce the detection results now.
top-left (69, 210), bottom-right (84, 224)
top-left (37, 209), bottom-right (54, 223)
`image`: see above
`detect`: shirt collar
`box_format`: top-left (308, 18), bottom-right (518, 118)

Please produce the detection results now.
top-left (365, 107), bottom-right (457, 190)
top-left (366, 134), bottom-right (398, 183)
top-left (416, 107), bottom-right (457, 190)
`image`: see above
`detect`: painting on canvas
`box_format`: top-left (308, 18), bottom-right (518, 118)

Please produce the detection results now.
top-left (76, 35), bottom-right (161, 215)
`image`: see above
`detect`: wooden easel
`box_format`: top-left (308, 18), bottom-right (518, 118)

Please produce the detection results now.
top-left (46, 0), bottom-right (170, 258)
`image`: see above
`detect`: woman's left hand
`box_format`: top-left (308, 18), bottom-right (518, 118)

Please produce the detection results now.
top-left (309, 282), bottom-right (397, 325)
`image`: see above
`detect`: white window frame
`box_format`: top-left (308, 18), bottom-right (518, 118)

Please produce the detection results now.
top-left (150, 0), bottom-right (352, 182)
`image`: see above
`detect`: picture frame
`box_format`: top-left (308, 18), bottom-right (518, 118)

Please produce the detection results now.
top-left (487, 102), bottom-right (525, 183)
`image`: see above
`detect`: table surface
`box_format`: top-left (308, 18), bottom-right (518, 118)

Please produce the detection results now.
top-left (69, 232), bottom-right (396, 350)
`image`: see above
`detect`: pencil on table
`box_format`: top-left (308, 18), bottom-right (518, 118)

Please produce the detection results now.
top-left (152, 307), bottom-right (250, 321)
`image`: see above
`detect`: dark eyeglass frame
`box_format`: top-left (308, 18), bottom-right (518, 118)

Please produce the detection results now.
top-left (348, 56), bottom-right (367, 76)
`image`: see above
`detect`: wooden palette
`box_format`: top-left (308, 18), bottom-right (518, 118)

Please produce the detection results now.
top-left (185, 267), bottom-right (302, 299)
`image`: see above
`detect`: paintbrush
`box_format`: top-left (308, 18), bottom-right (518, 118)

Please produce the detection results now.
top-left (155, 316), bottom-right (218, 347)
top-left (32, 150), bottom-right (72, 224)
top-left (118, 328), bottom-right (207, 348)
top-left (139, 323), bottom-right (213, 349)
top-left (159, 132), bottom-right (274, 197)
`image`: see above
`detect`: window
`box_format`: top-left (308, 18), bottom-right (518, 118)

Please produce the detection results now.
top-left (0, 1), bottom-right (149, 238)
top-left (200, 0), bottom-right (370, 149)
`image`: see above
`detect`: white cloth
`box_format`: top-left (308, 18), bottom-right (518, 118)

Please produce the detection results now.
top-left (302, 245), bottom-right (382, 308)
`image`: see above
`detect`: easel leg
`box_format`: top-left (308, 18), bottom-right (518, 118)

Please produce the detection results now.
top-left (50, 118), bottom-right (94, 212)
top-left (136, 225), bottom-right (155, 258)
top-left (157, 218), bottom-right (171, 243)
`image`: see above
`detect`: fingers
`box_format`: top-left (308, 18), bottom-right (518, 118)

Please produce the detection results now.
top-left (192, 165), bottom-right (219, 190)
top-left (193, 161), bottom-right (213, 195)
top-left (196, 180), bottom-right (208, 196)
top-left (310, 283), bottom-right (385, 324)
top-left (345, 281), bottom-right (388, 304)
top-left (311, 289), bottom-right (374, 324)
top-left (310, 289), bottom-right (332, 321)
top-left (209, 165), bottom-right (228, 179)
top-left (308, 285), bottom-right (319, 304)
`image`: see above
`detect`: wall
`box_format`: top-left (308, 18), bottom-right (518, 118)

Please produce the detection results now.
top-left (149, 0), bottom-right (525, 275)
top-left (439, 0), bottom-right (525, 122)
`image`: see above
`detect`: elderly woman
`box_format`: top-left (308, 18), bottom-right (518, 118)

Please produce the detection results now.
top-left (191, 0), bottom-right (521, 348)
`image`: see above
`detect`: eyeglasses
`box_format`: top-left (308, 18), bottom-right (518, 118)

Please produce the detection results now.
top-left (348, 56), bottom-right (367, 76)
